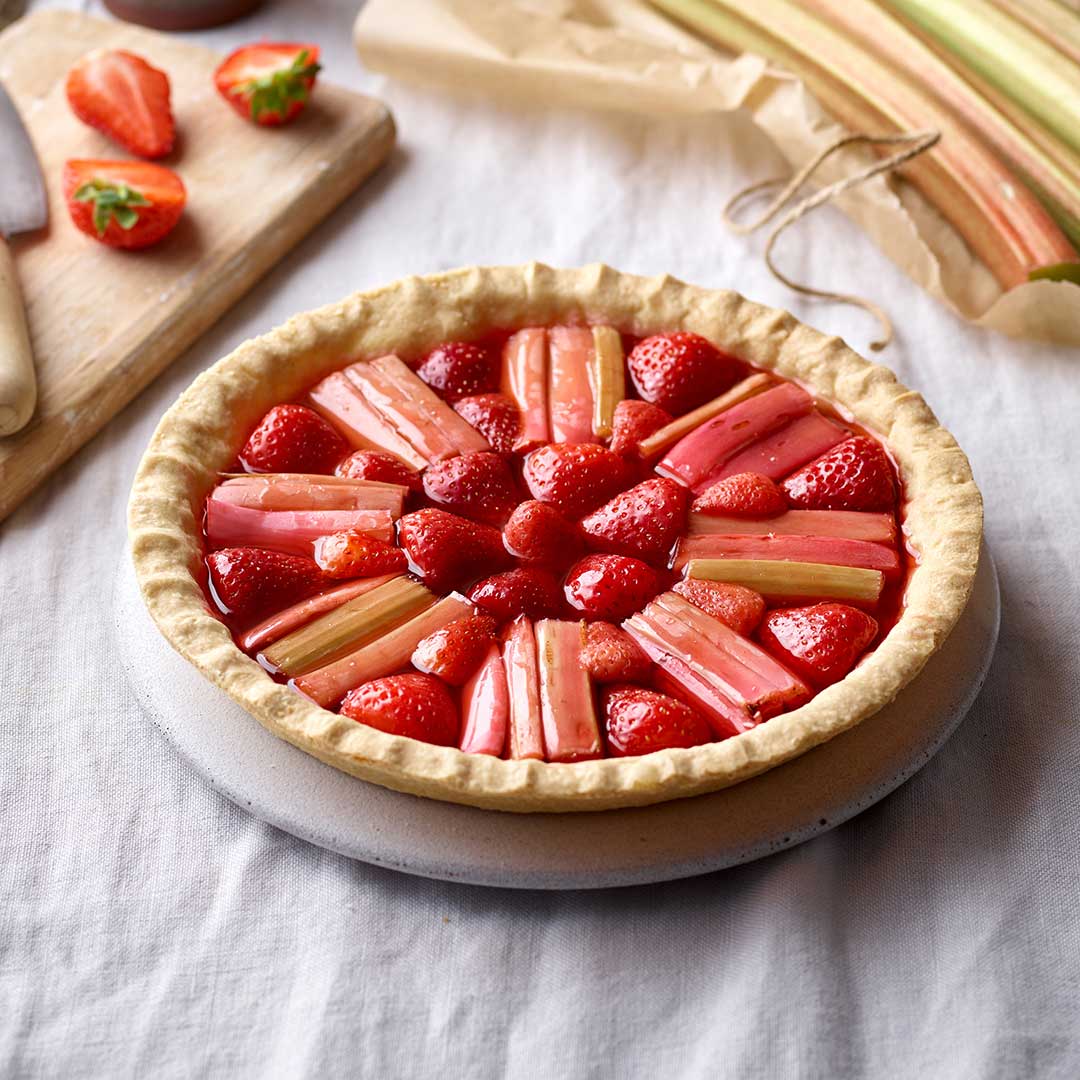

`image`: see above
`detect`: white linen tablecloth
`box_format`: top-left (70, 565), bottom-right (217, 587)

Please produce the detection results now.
top-left (3, 2), bottom-right (1078, 1076)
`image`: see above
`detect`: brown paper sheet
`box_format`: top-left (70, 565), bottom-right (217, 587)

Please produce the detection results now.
top-left (354, 0), bottom-right (1080, 346)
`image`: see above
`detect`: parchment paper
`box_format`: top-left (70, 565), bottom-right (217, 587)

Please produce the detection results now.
top-left (353, 0), bottom-right (1080, 346)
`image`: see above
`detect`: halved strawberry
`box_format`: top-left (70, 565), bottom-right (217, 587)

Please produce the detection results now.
top-left (563, 554), bottom-right (659, 621)
top-left (66, 49), bottom-right (175, 159)
top-left (206, 547), bottom-right (325, 623)
top-left (452, 393), bottom-right (522, 455)
top-left (397, 508), bottom-right (511, 591)
top-left (522, 443), bottom-right (629, 520)
top-left (502, 500), bottom-right (581, 565)
top-left (417, 341), bottom-right (498, 401)
top-left (782, 437), bottom-right (897, 512)
top-left (693, 472), bottom-right (787, 518)
top-left (672, 579), bottom-right (765, 637)
top-left (421, 452), bottom-right (519, 527)
top-left (582, 622), bottom-right (651, 684)
top-left (63, 160), bottom-right (185, 250)
top-left (627, 332), bottom-right (743, 414)
top-left (336, 450), bottom-right (422, 492)
top-left (312, 529), bottom-right (406, 579)
top-left (467, 568), bottom-right (564, 622)
top-left (580, 477), bottom-right (688, 566)
top-left (758, 603), bottom-right (879, 688)
top-left (214, 43), bottom-right (321, 126)
top-left (340, 673), bottom-right (458, 746)
top-left (239, 404), bottom-right (347, 475)
top-left (609, 399), bottom-right (672, 457)
top-left (603, 685), bottom-right (712, 757)
top-left (411, 615), bottom-right (498, 685)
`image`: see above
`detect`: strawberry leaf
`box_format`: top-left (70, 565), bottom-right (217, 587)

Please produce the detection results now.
top-left (74, 179), bottom-right (150, 236)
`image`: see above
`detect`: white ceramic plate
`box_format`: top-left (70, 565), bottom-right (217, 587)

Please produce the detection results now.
top-left (114, 544), bottom-right (998, 890)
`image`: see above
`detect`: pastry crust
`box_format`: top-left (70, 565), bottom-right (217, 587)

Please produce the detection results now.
top-left (128, 264), bottom-right (983, 812)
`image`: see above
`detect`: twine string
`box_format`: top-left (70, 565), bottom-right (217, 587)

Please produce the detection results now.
top-left (723, 130), bottom-right (941, 351)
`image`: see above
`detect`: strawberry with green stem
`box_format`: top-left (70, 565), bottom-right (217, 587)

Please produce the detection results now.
top-left (214, 43), bottom-right (322, 126)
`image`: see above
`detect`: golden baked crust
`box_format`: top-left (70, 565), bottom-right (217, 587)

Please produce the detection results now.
top-left (128, 264), bottom-right (983, 812)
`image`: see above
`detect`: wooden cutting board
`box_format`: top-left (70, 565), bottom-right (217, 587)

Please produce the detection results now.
top-left (0, 10), bottom-right (395, 523)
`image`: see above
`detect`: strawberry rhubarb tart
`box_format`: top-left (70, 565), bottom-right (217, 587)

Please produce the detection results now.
top-left (129, 265), bottom-right (982, 811)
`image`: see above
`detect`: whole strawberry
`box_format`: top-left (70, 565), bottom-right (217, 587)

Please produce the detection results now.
top-left (582, 622), bottom-right (651, 683)
top-left (453, 393), bottom-right (522, 455)
top-left (411, 615), bottom-right (498, 685)
top-left (782, 437), bottom-right (896, 512)
top-left (468, 568), bottom-right (564, 622)
top-left (627, 332), bottom-right (743, 415)
top-left (397, 508), bottom-right (511, 591)
top-left (340, 673), bottom-right (458, 746)
top-left (522, 443), bottom-right (629, 519)
top-left (672, 579), bottom-right (765, 637)
top-left (609, 399), bottom-right (672, 457)
top-left (603, 685), bottom-right (712, 757)
top-left (503, 500), bottom-right (581, 565)
top-left (421, 451), bottom-right (519, 527)
top-left (312, 529), bottom-right (406, 579)
top-left (239, 404), bottom-right (347, 475)
top-left (580, 477), bottom-right (688, 566)
top-left (693, 472), bottom-right (786, 518)
top-left (564, 554), bottom-right (659, 621)
top-left (336, 450), bottom-right (422, 492)
top-left (206, 547), bottom-right (325, 623)
top-left (417, 341), bottom-right (499, 401)
top-left (758, 603), bottom-right (879, 688)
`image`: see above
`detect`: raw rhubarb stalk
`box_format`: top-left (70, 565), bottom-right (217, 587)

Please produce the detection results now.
top-left (294, 593), bottom-right (474, 708)
top-left (370, 354), bottom-right (490, 456)
top-left (459, 643), bottom-right (509, 756)
top-left (205, 501), bottom-right (395, 555)
top-left (657, 382), bottom-right (812, 492)
top-left (307, 372), bottom-right (427, 470)
top-left (685, 558), bottom-right (885, 604)
top-left (501, 617), bottom-right (544, 760)
top-left (261, 576), bottom-right (432, 677)
top-left (689, 509), bottom-right (897, 544)
top-left (675, 534), bottom-right (900, 574)
top-left (547, 327), bottom-right (598, 445)
top-left (213, 476), bottom-right (405, 516)
top-left (589, 325), bottom-right (625, 439)
top-left (985, 0), bottom-right (1080, 66)
top-left (501, 328), bottom-right (549, 452)
top-left (637, 373), bottom-right (773, 460)
top-left (535, 619), bottom-right (602, 762)
top-left (714, 411), bottom-right (846, 482)
top-left (241, 575), bottom-right (399, 654)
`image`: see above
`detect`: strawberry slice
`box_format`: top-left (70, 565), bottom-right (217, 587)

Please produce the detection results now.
top-left (468, 568), bottom-right (564, 622)
top-left (609, 399), bottom-right (672, 457)
top-left (452, 393), bottom-right (522, 455)
top-left (239, 404), bottom-right (347, 475)
top-left (421, 451), bottom-right (520, 527)
top-left (66, 49), bottom-right (174, 159)
top-left (782, 437), bottom-right (897, 512)
top-left (627, 332), bottom-right (743, 414)
top-left (312, 529), bottom-right (407, 579)
top-left (63, 160), bottom-right (184, 250)
top-left (564, 554), bottom-right (660, 621)
top-left (340, 673), bottom-right (458, 746)
top-left (397, 508), bottom-right (511, 591)
top-left (693, 472), bottom-right (787, 518)
top-left (411, 615), bottom-right (498, 686)
top-left (214, 43), bottom-right (321, 126)
top-left (206, 547), bottom-right (325, 623)
top-left (522, 443), bottom-right (629, 520)
top-left (336, 449), bottom-right (422, 492)
top-left (582, 622), bottom-right (651, 683)
top-left (502, 500), bottom-right (581, 566)
top-left (602, 685), bottom-right (713, 757)
top-left (580, 477), bottom-right (688, 567)
top-left (417, 341), bottom-right (499, 401)
top-left (758, 602), bottom-right (879, 688)
top-left (672, 579), bottom-right (765, 637)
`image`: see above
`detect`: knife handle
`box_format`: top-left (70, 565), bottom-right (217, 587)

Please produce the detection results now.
top-left (0, 234), bottom-right (36, 437)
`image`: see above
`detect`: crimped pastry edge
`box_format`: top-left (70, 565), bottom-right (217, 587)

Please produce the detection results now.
top-left (128, 263), bottom-right (983, 812)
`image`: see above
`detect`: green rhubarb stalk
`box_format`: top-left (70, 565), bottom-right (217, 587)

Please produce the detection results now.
top-left (589, 326), bottom-right (626, 439)
top-left (686, 558), bottom-right (885, 603)
top-left (985, 0), bottom-right (1080, 66)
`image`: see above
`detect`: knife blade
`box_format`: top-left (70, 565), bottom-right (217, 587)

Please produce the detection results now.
top-left (0, 79), bottom-right (47, 237)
